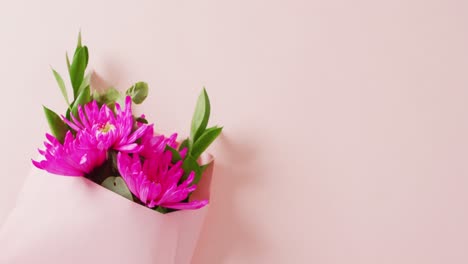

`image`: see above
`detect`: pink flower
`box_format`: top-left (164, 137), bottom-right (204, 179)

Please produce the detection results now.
top-left (63, 96), bottom-right (148, 153)
top-left (117, 151), bottom-right (207, 210)
top-left (139, 125), bottom-right (186, 159)
top-left (32, 131), bottom-right (106, 176)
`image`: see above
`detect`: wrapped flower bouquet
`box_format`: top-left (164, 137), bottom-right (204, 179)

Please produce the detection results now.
top-left (0, 34), bottom-right (222, 263)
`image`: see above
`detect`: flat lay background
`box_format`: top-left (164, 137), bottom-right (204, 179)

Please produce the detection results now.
top-left (1, 0), bottom-right (468, 263)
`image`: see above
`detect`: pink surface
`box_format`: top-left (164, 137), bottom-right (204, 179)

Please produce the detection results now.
top-left (1, 0), bottom-right (468, 263)
top-left (0, 168), bottom-right (209, 264)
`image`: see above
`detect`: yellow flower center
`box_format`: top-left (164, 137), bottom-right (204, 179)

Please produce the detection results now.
top-left (98, 122), bottom-right (115, 134)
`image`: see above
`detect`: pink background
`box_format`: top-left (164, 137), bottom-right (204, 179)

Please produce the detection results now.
top-left (1, 0), bottom-right (468, 263)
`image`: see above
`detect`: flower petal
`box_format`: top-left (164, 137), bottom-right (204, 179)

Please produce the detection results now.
top-left (163, 200), bottom-right (209, 210)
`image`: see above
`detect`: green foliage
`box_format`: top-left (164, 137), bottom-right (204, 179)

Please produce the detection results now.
top-left (135, 116), bottom-right (148, 124)
top-left (101, 176), bottom-right (133, 201)
top-left (71, 86), bottom-right (91, 117)
top-left (43, 106), bottom-right (68, 143)
top-left (190, 88), bottom-right (210, 144)
top-left (51, 69), bottom-right (70, 106)
top-left (126, 82), bottom-right (148, 104)
top-left (176, 88), bottom-right (222, 185)
top-left (191, 126), bottom-right (223, 159)
top-left (76, 31), bottom-right (82, 48)
top-left (49, 33), bottom-right (91, 127)
top-left (182, 155), bottom-right (202, 184)
top-left (94, 87), bottom-right (121, 105)
top-left (77, 73), bottom-right (91, 97)
top-left (165, 145), bottom-right (182, 163)
top-left (178, 139), bottom-right (190, 153)
top-left (155, 206), bottom-right (168, 214)
top-left (66, 53), bottom-right (71, 72)
top-left (69, 46), bottom-right (89, 98)
top-left (200, 163), bottom-right (211, 173)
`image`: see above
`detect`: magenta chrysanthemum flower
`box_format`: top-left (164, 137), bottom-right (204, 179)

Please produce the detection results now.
top-left (139, 125), bottom-right (186, 159)
top-left (117, 152), bottom-right (207, 210)
top-left (63, 96), bottom-right (148, 152)
top-left (32, 131), bottom-right (107, 176)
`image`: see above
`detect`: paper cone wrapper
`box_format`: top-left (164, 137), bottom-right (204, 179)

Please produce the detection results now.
top-left (0, 154), bottom-right (214, 264)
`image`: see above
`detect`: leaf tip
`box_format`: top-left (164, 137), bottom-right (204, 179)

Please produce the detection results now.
top-left (77, 30), bottom-right (82, 48)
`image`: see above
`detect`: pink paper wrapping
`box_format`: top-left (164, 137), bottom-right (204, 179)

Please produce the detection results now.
top-left (0, 155), bottom-right (214, 264)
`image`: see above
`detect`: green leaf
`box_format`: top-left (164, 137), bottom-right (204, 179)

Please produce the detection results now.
top-left (66, 53), bottom-right (71, 73)
top-left (71, 86), bottom-right (91, 117)
top-left (179, 138), bottom-right (190, 153)
top-left (182, 155), bottom-right (202, 184)
top-left (94, 87), bottom-right (121, 106)
top-left (101, 176), bottom-right (133, 201)
top-left (165, 145), bottom-right (182, 163)
top-left (51, 68), bottom-right (70, 106)
top-left (191, 126), bottom-right (223, 159)
top-left (76, 31), bottom-right (82, 49)
top-left (190, 88), bottom-right (211, 143)
top-left (69, 46), bottom-right (88, 98)
top-left (76, 72), bottom-right (91, 97)
top-left (82, 46), bottom-right (89, 66)
top-left (125, 82), bottom-right (148, 104)
top-left (43, 106), bottom-right (68, 143)
top-left (109, 151), bottom-right (119, 172)
top-left (155, 206), bottom-right (168, 214)
top-left (200, 162), bottom-right (212, 173)
top-left (65, 106), bottom-right (71, 120)
top-left (135, 116), bottom-right (148, 124)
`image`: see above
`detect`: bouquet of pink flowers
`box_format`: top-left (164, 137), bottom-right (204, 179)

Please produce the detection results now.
top-left (0, 34), bottom-right (222, 263)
